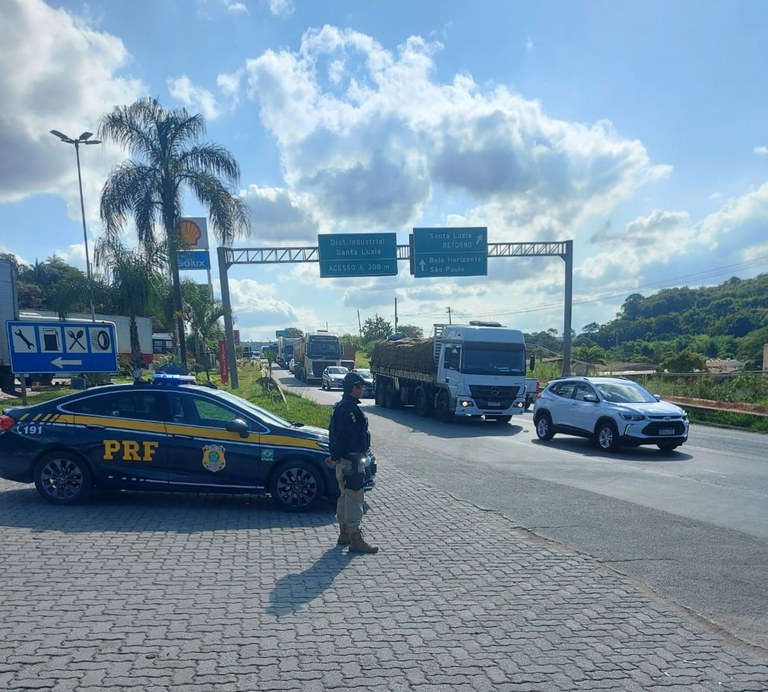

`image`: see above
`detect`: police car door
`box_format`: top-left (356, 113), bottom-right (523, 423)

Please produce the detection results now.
top-left (66, 390), bottom-right (170, 488)
top-left (164, 391), bottom-right (266, 491)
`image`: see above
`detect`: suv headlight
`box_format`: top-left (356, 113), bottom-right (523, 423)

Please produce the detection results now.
top-left (619, 412), bottom-right (646, 421)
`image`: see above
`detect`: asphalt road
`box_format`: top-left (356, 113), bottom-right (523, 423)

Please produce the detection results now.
top-left (277, 369), bottom-right (768, 651)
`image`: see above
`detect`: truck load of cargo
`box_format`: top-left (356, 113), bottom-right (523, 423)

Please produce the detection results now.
top-left (370, 321), bottom-right (534, 423)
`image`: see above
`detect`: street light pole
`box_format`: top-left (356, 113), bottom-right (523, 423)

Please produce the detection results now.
top-left (50, 129), bottom-right (101, 322)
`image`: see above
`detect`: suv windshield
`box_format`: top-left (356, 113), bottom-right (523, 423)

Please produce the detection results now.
top-left (594, 381), bottom-right (657, 404)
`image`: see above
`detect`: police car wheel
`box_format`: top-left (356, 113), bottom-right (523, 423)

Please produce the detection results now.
top-left (33, 452), bottom-right (93, 505)
top-left (270, 460), bottom-right (324, 512)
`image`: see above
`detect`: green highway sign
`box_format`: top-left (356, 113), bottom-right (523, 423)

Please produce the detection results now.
top-left (318, 233), bottom-right (398, 277)
top-left (411, 227), bottom-right (488, 277)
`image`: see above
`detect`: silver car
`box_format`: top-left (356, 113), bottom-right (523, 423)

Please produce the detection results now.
top-left (321, 366), bottom-right (349, 390)
top-left (533, 376), bottom-right (689, 452)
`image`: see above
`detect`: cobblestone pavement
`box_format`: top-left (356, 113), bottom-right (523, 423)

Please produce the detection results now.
top-left (1, 462), bottom-right (767, 692)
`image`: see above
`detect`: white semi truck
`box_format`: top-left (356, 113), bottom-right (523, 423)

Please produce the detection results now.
top-left (292, 330), bottom-right (342, 383)
top-left (370, 322), bottom-right (534, 423)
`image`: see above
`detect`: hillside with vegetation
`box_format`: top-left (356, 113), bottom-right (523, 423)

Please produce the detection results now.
top-left (526, 274), bottom-right (768, 372)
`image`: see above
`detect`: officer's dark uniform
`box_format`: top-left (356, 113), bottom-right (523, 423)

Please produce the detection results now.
top-left (328, 371), bottom-right (378, 554)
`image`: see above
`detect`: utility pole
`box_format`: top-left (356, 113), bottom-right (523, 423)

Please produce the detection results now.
top-left (446, 306), bottom-right (452, 324)
top-left (50, 129), bottom-right (101, 321)
top-left (394, 297), bottom-right (398, 332)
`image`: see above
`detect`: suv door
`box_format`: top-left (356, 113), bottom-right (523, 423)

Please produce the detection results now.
top-left (569, 382), bottom-right (601, 433)
top-left (545, 380), bottom-right (578, 425)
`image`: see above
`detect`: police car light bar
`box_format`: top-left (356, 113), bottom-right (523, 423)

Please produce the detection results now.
top-left (152, 373), bottom-right (197, 385)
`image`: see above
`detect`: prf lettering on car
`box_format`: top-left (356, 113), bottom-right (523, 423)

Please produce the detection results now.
top-left (103, 440), bottom-right (159, 462)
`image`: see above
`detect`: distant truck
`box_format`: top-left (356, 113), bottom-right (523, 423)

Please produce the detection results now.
top-left (293, 330), bottom-right (342, 383)
top-left (340, 342), bottom-right (357, 370)
top-left (276, 336), bottom-right (299, 368)
top-left (370, 322), bottom-right (534, 423)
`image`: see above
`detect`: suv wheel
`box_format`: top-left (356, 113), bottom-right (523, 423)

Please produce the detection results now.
top-left (595, 421), bottom-right (620, 452)
top-left (534, 412), bottom-right (554, 440)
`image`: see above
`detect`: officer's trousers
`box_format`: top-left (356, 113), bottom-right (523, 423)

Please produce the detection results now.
top-left (335, 456), bottom-right (364, 529)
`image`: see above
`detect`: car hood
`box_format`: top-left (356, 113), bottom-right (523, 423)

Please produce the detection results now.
top-left (615, 400), bottom-right (686, 416)
top-left (291, 423), bottom-right (330, 441)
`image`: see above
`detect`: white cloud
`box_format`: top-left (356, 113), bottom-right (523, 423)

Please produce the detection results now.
top-left (753, 146), bottom-right (768, 156)
top-left (167, 75), bottom-right (222, 121)
top-left (0, 0), bottom-right (143, 215)
top-left (239, 25), bottom-right (669, 238)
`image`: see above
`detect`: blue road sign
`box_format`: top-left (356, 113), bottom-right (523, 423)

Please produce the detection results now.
top-left (6, 320), bottom-right (118, 374)
top-left (318, 233), bottom-right (398, 277)
top-left (178, 250), bottom-right (211, 270)
top-left (412, 227), bottom-right (488, 277)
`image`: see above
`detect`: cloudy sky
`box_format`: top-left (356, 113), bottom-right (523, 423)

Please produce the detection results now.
top-left (1, 0), bottom-right (767, 341)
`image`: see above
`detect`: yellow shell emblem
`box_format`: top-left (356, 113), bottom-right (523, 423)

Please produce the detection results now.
top-left (202, 444), bottom-right (226, 473)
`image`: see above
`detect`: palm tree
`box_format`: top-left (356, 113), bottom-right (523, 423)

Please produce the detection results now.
top-left (181, 278), bottom-right (226, 383)
top-left (98, 97), bottom-right (250, 368)
top-left (95, 237), bottom-right (163, 371)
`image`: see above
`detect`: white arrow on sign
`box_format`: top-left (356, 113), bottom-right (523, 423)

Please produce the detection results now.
top-left (419, 259), bottom-right (426, 271)
top-left (51, 357), bottom-right (83, 368)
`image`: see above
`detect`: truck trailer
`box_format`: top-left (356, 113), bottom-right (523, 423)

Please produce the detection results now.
top-left (370, 322), bottom-right (534, 423)
top-left (293, 330), bottom-right (342, 383)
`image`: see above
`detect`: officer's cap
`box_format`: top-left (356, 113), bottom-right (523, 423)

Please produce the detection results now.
top-left (343, 371), bottom-right (366, 393)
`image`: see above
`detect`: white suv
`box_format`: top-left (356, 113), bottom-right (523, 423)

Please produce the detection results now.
top-left (533, 376), bottom-right (689, 452)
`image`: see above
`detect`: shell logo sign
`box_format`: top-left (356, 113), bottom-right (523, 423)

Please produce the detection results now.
top-left (177, 217), bottom-right (209, 250)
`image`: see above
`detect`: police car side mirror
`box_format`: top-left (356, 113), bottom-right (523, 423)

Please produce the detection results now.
top-left (226, 418), bottom-right (250, 438)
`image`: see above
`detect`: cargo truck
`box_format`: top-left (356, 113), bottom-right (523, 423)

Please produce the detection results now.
top-left (370, 322), bottom-right (534, 423)
top-left (276, 336), bottom-right (299, 368)
top-left (293, 330), bottom-right (342, 383)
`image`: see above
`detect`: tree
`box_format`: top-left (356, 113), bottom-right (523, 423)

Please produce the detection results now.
top-left (398, 324), bottom-right (423, 339)
top-left (95, 237), bottom-right (163, 370)
top-left (98, 97), bottom-right (250, 369)
top-left (361, 315), bottom-right (392, 343)
top-left (181, 279), bottom-right (226, 383)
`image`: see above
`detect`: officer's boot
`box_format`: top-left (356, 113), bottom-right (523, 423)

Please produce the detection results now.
top-left (348, 528), bottom-right (379, 554)
top-left (337, 524), bottom-right (351, 546)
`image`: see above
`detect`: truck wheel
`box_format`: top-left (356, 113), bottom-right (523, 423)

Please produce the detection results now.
top-left (414, 387), bottom-right (432, 417)
top-left (435, 391), bottom-right (454, 422)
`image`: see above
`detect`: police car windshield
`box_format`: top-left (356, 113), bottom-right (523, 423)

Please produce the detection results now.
top-left (211, 389), bottom-right (295, 427)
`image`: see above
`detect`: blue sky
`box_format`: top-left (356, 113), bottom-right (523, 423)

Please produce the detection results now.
top-left (1, 0), bottom-right (767, 341)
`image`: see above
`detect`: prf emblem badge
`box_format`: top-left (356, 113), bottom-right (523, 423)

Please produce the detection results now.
top-left (202, 444), bottom-right (227, 473)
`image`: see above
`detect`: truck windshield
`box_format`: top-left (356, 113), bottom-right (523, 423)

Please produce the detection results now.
top-left (461, 343), bottom-right (526, 375)
top-left (307, 338), bottom-right (341, 358)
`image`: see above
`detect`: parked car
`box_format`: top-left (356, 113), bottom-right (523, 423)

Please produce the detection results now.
top-left (351, 368), bottom-right (375, 398)
top-left (532, 376), bottom-right (689, 452)
top-left (321, 366), bottom-right (349, 391)
top-left (0, 373), bottom-right (376, 510)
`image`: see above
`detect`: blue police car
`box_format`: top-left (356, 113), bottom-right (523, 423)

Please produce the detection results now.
top-left (0, 374), bottom-right (376, 510)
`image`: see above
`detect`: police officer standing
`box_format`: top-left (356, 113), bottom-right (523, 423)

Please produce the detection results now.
top-left (326, 371), bottom-right (379, 554)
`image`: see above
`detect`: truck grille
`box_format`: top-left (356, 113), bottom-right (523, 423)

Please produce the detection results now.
top-left (469, 385), bottom-right (520, 409)
top-left (312, 361), bottom-right (337, 377)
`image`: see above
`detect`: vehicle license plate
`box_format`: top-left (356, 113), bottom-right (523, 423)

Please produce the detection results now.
top-left (488, 401), bottom-right (500, 407)
top-left (659, 428), bottom-right (675, 435)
